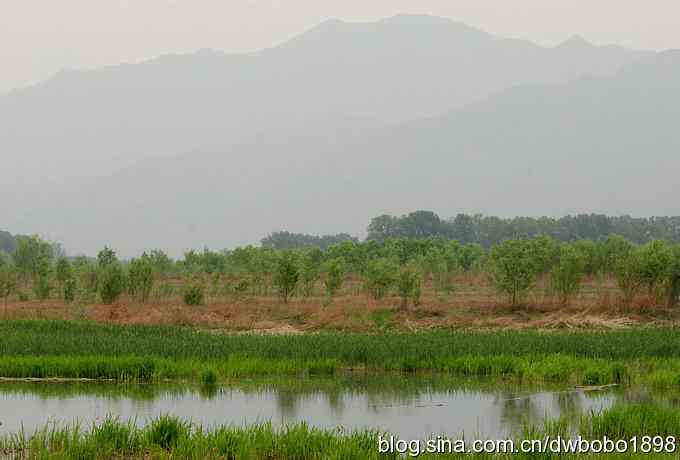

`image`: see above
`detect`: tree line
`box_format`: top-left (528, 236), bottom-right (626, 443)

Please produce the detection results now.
top-left (2, 233), bottom-right (679, 311)
top-left (261, 231), bottom-right (357, 250)
top-left (366, 211), bottom-right (680, 246)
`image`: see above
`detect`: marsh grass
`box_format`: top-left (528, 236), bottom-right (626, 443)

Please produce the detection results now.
top-left (2, 408), bottom-right (678, 459)
top-left (2, 321), bottom-right (680, 385)
top-left (582, 404), bottom-right (680, 439)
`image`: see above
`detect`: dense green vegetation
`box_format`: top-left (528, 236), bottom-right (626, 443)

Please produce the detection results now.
top-left (261, 231), bottom-right (357, 250)
top-left (1, 405), bottom-right (678, 459)
top-left (7, 321), bottom-right (680, 361)
top-left (3, 229), bottom-right (680, 310)
top-left (3, 322), bottom-right (680, 386)
top-left (366, 211), bottom-right (680, 246)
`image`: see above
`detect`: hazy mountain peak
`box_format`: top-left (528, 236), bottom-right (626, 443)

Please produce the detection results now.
top-left (557, 35), bottom-right (593, 49)
top-left (1, 16), bottom-right (664, 256)
top-left (380, 14), bottom-right (469, 27)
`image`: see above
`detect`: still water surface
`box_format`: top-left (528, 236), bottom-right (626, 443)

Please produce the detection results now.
top-left (0, 375), bottom-right (646, 439)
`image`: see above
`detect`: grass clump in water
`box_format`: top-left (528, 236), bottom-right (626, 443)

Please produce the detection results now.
top-left (200, 368), bottom-right (218, 386)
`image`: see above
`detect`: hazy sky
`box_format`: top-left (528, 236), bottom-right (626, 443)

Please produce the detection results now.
top-left (3, 0), bottom-right (680, 92)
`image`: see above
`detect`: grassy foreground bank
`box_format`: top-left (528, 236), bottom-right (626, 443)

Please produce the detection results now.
top-left (1, 404), bottom-right (678, 459)
top-left (2, 321), bottom-right (680, 386)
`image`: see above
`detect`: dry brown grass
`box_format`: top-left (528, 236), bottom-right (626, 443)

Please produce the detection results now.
top-left (2, 275), bottom-right (677, 331)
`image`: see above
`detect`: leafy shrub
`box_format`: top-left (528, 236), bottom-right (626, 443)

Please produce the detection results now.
top-left (615, 250), bottom-right (645, 307)
top-left (128, 257), bottom-right (154, 303)
top-left (273, 252), bottom-right (299, 303)
top-left (97, 246), bottom-right (118, 268)
top-left (32, 257), bottom-right (52, 301)
top-left (321, 257), bottom-right (345, 300)
top-left (551, 245), bottom-right (585, 306)
top-left (232, 279), bottom-right (250, 300)
top-left (488, 238), bottom-right (537, 307)
top-left (603, 235), bottom-right (634, 274)
top-left (99, 263), bottom-right (125, 304)
top-left (667, 245), bottom-right (680, 307)
top-left (458, 244), bottom-right (483, 272)
top-left (362, 258), bottom-right (398, 300)
top-left (397, 263), bottom-right (421, 310)
top-left (299, 253), bottom-right (319, 297)
top-left (63, 278), bottom-right (76, 303)
top-left (637, 240), bottom-right (673, 299)
top-left (529, 235), bottom-right (560, 276)
top-left (182, 278), bottom-right (205, 306)
top-left (76, 260), bottom-right (99, 296)
top-left (0, 263), bottom-right (17, 304)
top-left (55, 257), bottom-right (72, 294)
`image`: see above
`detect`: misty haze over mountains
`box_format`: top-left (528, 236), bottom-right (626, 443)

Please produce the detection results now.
top-left (2, 15), bottom-right (678, 257)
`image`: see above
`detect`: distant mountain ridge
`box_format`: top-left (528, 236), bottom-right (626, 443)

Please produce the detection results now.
top-left (1, 15), bottom-right (648, 180)
top-left (1, 15), bottom-right (674, 257)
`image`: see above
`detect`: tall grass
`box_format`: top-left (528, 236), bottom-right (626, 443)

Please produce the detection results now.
top-left (3, 321), bottom-right (680, 361)
top-left (1, 409), bottom-right (677, 459)
top-left (2, 321), bottom-right (680, 384)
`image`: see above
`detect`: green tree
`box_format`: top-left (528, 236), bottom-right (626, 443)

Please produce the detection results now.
top-left (603, 235), bottom-right (634, 274)
top-left (458, 243), bottom-right (483, 272)
top-left (488, 238), bottom-right (537, 307)
top-left (99, 263), bottom-right (124, 304)
top-left (321, 257), bottom-right (345, 301)
top-left (248, 249), bottom-right (273, 295)
top-left (615, 250), bottom-right (646, 307)
top-left (97, 246), bottom-right (117, 267)
top-left (33, 256), bottom-right (52, 301)
top-left (637, 240), bottom-right (673, 299)
top-left (12, 235), bottom-right (53, 281)
top-left (146, 250), bottom-right (174, 276)
top-left (397, 263), bottom-right (421, 310)
top-left (0, 263), bottom-right (17, 306)
top-left (424, 248), bottom-right (454, 294)
top-left (273, 252), bottom-right (299, 304)
top-left (299, 252), bottom-right (320, 297)
top-left (97, 247), bottom-right (123, 304)
top-left (362, 258), bottom-right (398, 300)
top-left (529, 235), bottom-right (559, 276)
top-left (572, 240), bottom-right (600, 276)
top-left (128, 257), bottom-right (154, 303)
top-left (666, 245), bottom-right (680, 308)
top-left (63, 278), bottom-right (76, 303)
top-left (55, 257), bottom-right (73, 297)
top-left (74, 257), bottom-right (98, 298)
top-left (551, 245), bottom-right (585, 306)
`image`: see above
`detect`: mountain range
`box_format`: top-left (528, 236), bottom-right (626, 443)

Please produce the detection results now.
top-left (2, 15), bottom-right (676, 257)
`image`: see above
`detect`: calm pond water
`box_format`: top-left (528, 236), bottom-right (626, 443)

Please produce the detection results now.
top-left (0, 375), bottom-right (656, 439)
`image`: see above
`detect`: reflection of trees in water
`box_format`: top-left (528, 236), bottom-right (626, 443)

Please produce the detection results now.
top-left (7, 375), bottom-right (670, 431)
top-left (554, 390), bottom-right (584, 423)
top-left (0, 381), bottom-right (188, 401)
top-left (495, 389), bottom-right (590, 435)
top-left (275, 390), bottom-right (302, 418)
top-left (325, 387), bottom-right (345, 415)
top-left (495, 391), bottom-right (542, 435)
top-left (266, 375), bottom-right (531, 417)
